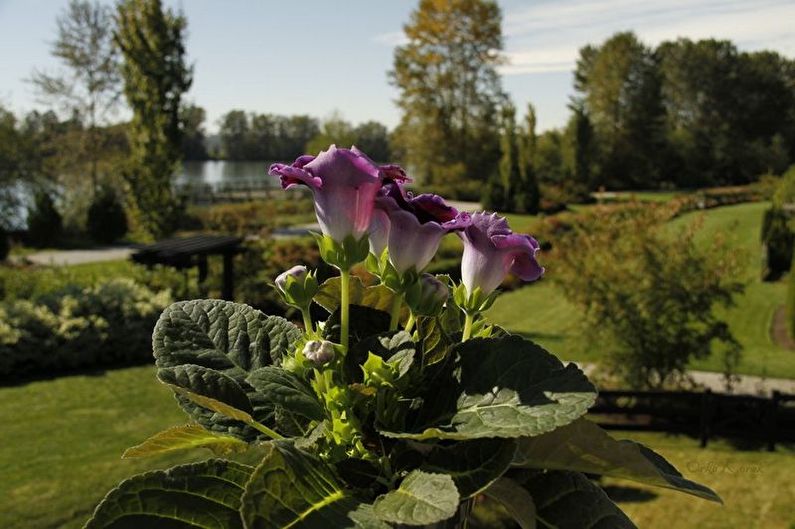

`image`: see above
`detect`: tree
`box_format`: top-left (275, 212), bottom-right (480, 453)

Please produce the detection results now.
top-left (391, 0), bottom-right (505, 184)
top-left (305, 112), bottom-right (356, 155)
top-left (30, 0), bottom-right (121, 193)
top-left (115, 0), bottom-right (192, 239)
top-left (218, 110), bottom-right (250, 160)
top-left (516, 103), bottom-right (540, 213)
top-left (27, 191), bottom-right (63, 247)
top-left (180, 104), bottom-right (208, 161)
top-left (352, 121), bottom-right (391, 162)
top-left (575, 32), bottom-right (665, 189)
top-left (553, 204), bottom-right (744, 388)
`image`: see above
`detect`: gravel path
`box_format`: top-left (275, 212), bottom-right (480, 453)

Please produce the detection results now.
top-left (26, 246), bottom-right (136, 266)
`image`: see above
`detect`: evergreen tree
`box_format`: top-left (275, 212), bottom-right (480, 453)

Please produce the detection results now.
top-left (517, 103), bottom-right (540, 213)
top-left (114, 0), bottom-right (192, 239)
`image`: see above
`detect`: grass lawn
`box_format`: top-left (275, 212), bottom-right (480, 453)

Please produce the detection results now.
top-left (1, 366), bottom-right (792, 529)
top-left (490, 202), bottom-right (795, 379)
top-left (0, 366), bottom-right (201, 529)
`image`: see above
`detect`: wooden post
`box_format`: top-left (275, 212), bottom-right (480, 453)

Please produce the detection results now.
top-left (197, 254), bottom-right (208, 285)
top-left (222, 251), bottom-right (234, 300)
top-left (767, 391), bottom-right (780, 452)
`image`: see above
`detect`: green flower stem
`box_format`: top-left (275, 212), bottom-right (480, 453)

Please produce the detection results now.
top-left (405, 312), bottom-right (416, 333)
top-left (340, 269), bottom-right (351, 352)
top-left (462, 313), bottom-right (475, 341)
top-left (389, 293), bottom-right (404, 331)
top-left (301, 307), bottom-right (313, 334)
top-left (250, 421), bottom-right (285, 441)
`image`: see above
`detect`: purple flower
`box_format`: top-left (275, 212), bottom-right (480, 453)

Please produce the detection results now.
top-left (275, 265), bottom-right (309, 294)
top-left (370, 182), bottom-right (471, 274)
top-left (406, 273), bottom-right (449, 316)
top-left (460, 212), bottom-right (544, 296)
top-left (303, 340), bottom-right (335, 365)
top-left (269, 145), bottom-right (408, 242)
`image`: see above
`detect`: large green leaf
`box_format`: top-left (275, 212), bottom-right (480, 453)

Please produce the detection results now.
top-left (84, 459), bottom-right (253, 529)
top-left (483, 478), bottom-right (536, 529)
top-left (420, 438), bottom-right (517, 497)
top-left (372, 470), bottom-right (459, 526)
top-left (324, 304), bottom-right (391, 347)
top-left (380, 336), bottom-right (596, 440)
top-left (523, 471), bottom-right (637, 529)
top-left (513, 418), bottom-right (722, 503)
top-left (158, 364), bottom-right (254, 414)
top-left (152, 300), bottom-right (301, 440)
top-left (241, 442), bottom-right (390, 529)
top-left (153, 299), bottom-right (301, 373)
top-left (246, 366), bottom-right (325, 422)
top-left (315, 275), bottom-right (409, 323)
top-left (122, 424), bottom-right (248, 458)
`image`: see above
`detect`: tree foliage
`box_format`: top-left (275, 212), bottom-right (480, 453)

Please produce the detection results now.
top-left (115, 0), bottom-right (192, 239)
top-left (553, 204), bottom-right (744, 388)
top-left (30, 0), bottom-right (121, 193)
top-left (391, 0), bottom-right (505, 185)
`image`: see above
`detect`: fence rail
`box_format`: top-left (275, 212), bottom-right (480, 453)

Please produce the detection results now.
top-left (589, 389), bottom-right (795, 450)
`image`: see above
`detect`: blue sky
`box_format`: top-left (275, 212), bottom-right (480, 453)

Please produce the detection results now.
top-left (1, 0), bottom-right (793, 133)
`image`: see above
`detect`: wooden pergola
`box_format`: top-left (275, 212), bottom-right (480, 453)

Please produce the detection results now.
top-left (131, 235), bottom-right (243, 300)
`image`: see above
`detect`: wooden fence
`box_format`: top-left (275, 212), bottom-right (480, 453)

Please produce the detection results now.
top-left (589, 390), bottom-right (795, 450)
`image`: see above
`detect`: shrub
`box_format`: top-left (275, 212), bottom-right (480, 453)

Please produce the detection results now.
top-left (761, 207), bottom-right (794, 280)
top-left (26, 191), bottom-right (63, 247)
top-left (191, 198), bottom-right (316, 236)
top-left (553, 204), bottom-right (745, 389)
top-left (0, 278), bottom-right (172, 378)
top-left (0, 227), bottom-right (8, 261)
top-left (788, 270), bottom-right (795, 341)
top-left (87, 187), bottom-right (128, 244)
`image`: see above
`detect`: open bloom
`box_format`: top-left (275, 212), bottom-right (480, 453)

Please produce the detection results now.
top-left (460, 212), bottom-right (544, 296)
top-left (269, 145), bottom-right (408, 242)
top-left (370, 182), bottom-right (471, 274)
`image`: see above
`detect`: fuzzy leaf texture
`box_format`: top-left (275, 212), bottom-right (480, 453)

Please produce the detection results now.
top-left (83, 459), bottom-right (253, 529)
top-left (241, 442), bottom-right (390, 529)
top-left (380, 336), bottom-right (596, 440)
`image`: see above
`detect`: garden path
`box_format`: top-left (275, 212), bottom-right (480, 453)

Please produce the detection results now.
top-left (25, 246), bottom-right (135, 266)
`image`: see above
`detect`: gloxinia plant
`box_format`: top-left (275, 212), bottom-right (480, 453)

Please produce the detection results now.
top-left (85, 146), bottom-right (721, 529)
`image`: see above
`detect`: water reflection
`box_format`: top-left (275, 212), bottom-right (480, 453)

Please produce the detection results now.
top-left (179, 160), bottom-right (277, 187)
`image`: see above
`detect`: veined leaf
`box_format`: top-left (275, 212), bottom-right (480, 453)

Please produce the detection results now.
top-left (171, 386), bottom-right (282, 440)
top-left (513, 418), bottom-right (722, 503)
top-left (241, 442), bottom-right (390, 529)
top-left (380, 336), bottom-right (596, 440)
top-left (158, 364), bottom-right (254, 415)
top-left (483, 478), bottom-right (536, 529)
top-left (153, 299), bottom-right (301, 372)
top-left (372, 470), bottom-right (459, 526)
top-left (246, 366), bottom-right (325, 422)
top-left (524, 471), bottom-right (637, 529)
top-left (315, 275), bottom-right (409, 323)
top-left (84, 459), bottom-right (253, 529)
top-left (420, 438), bottom-right (517, 497)
top-left (122, 424), bottom-right (248, 458)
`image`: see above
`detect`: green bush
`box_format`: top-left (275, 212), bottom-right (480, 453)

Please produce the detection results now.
top-left (761, 207), bottom-right (793, 280)
top-left (788, 271), bottom-right (795, 341)
top-left (0, 227), bottom-right (8, 261)
top-left (87, 188), bottom-right (128, 244)
top-left (0, 278), bottom-right (172, 378)
top-left (26, 191), bottom-right (63, 247)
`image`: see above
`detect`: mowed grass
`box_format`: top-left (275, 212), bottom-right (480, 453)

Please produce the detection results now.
top-left (0, 366), bottom-right (202, 529)
top-left (490, 202), bottom-right (795, 379)
top-left (1, 366), bottom-right (793, 529)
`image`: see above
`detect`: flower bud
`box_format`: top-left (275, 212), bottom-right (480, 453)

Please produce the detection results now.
top-left (275, 265), bottom-right (318, 308)
top-left (405, 274), bottom-right (449, 316)
top-left (302, 339), bottom-right (335, 366)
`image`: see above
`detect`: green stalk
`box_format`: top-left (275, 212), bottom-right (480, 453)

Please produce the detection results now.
top-left (340, 269), bottom-right (351, 352)
top-left (301, 307), bottom-right (313, 334)
top-left (462, 313), bottom-right (474, 341)
top-left (389, 293), bottom-right (404, 331)
top-left (249, 421), bottom-right (285, 441)
top-left (405, 312), bottom-right (416, 333)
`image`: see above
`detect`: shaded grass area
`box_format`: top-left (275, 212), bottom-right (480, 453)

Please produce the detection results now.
top-left (1, 366), bottom-right (793, 529)
top-left (491, 202), bottom-right (795, 379)
top-left (0, 366), bottom-right (202, 529)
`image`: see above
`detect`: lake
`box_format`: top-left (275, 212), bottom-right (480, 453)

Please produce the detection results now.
top-left (178, 160), bottom-right (278, 188)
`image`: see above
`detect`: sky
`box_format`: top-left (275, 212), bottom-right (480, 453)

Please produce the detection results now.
top-left (1, 0), bottom-right (794, 134)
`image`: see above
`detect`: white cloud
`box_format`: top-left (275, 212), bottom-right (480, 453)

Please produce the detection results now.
top-left (502, 0), bottom-right (795, 75)
top-left (373, 30), bottom-right (408, 47)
